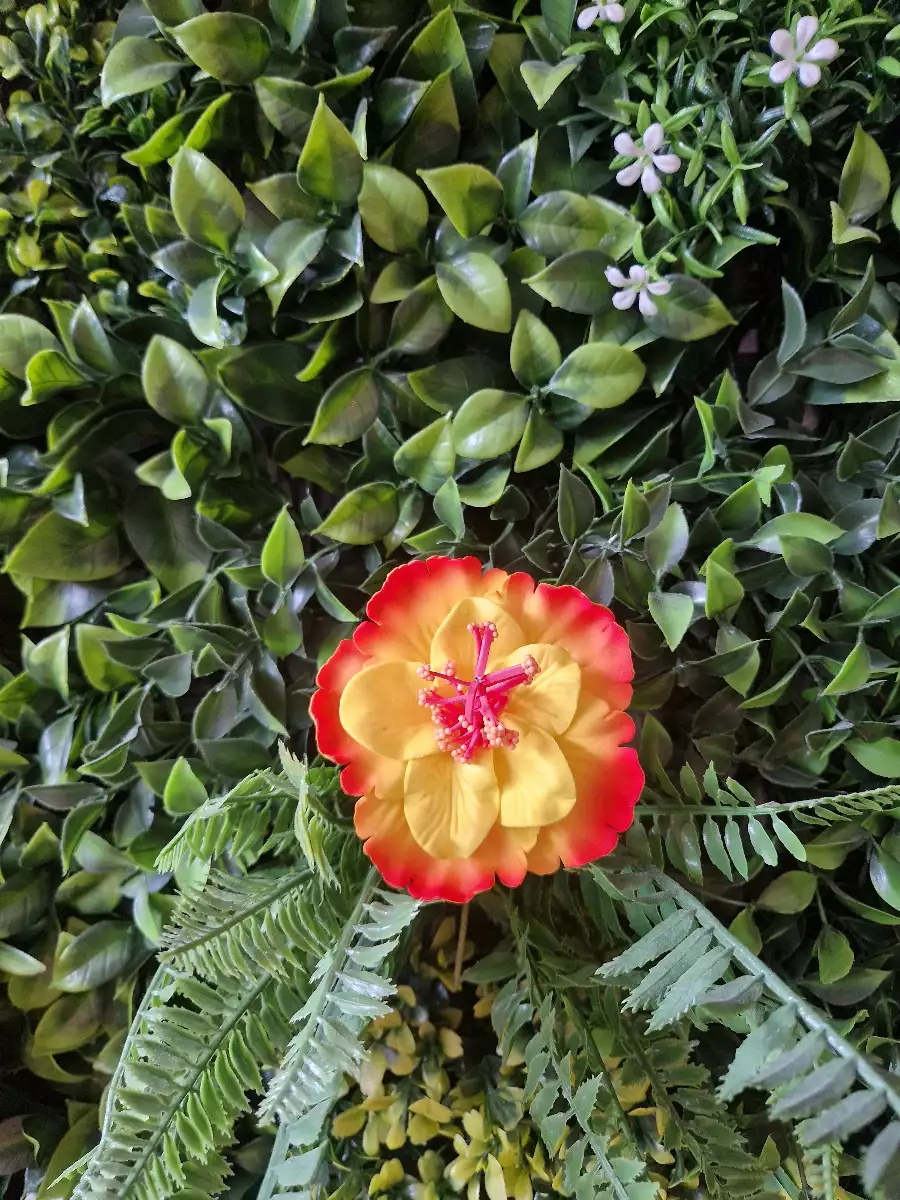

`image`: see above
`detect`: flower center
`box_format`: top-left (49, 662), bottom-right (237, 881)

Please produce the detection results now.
top-left (416, 621), bottom-right (540, 764)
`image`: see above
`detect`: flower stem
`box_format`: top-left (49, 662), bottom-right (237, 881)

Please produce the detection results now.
top-left (453, 902), bottom-right (470, 991)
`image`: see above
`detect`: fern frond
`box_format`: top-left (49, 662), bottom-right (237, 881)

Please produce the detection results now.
top-left (257, 877), bottom-right (420, 1199)
top-left (159, 867), bottom-right (339, 981)
top-left (155, 768), bottom-right (296, 872)
top-left (802, 1142), bottom-right (841, 1200)
top-left (515, 989), bottom-right (657, 1200)
top-left (71, 966), bottom-right (302, 1200)
top-left (595, 863), bottom-right (900, 1191)
top-left (632, 765), bottom-right (900, 881)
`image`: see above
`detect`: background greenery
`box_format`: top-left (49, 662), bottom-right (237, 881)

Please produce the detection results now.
top-left (2, 0), bottom-right (900, 1196)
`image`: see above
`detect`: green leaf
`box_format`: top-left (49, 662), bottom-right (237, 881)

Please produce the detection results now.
top-left (6, 514), bottom-right (128, 583)
top-left (846, 734), bottom-right (900, 776)
top-left (870, 846), bottom-right (900, 911)
top-left (453, 391), bottom-right (528, 458)
top-left (261, 507), bottom-right (305, 589)
top-left (645, 503), bottom-right (689, 576)
top-left (497, 135), bottom-right (537, 219)
top-left (171, 148), bottom-right (245, 254)
top-left (389, 277), bottom-right (454, 354)
top-left (525, 250), bottom-right (613, 315)
top-left (297, 94), bottom-right (363, 208)
top-left (264, 220), bottom-right (328, 314)
top-left (358, 165), bottom-right (429, 253)
top-left (520, 57), bottom-right (581, 109)
top-left (519, 191), bottom-right (611, 256)
top-left (141, 335), bottom-right (207, 425)
top-left (800, 1090), bottom-right (887, 1147)
top-left (306, 367), bottom-right (381, 446)
top-left (26, 627), bottom-right (69, 698)
top-left (549, 343), bottom-right (645, 409)
top-left (510, 311), bottom-right (561, 388)
top-left (839, 124), bottom-right (890, 224)
top-left (394, 417), bottom-right (456, 494)
top-left (758, 871), bottom-right (817, 914)
top-left (514, 410), bottom-right (563, 473)
top-left (75, 626), bottom-right (135, 692)
top-left (124, 490), bottom-right (210, 593)
top-left (433, 478), bottom-right (464, 540)
top-left (316, 483), bottom-right (399, 544)
top-left (0, 941), bottom-right (44, 977)
top-left (645, 276), bottom-right (736, 342)
top-left (21, 350), bottom-right (88, 406)
top-left (100, 36), bottom-right (183, 107)
top-left (777, 280), bottom-right (807, 365)
top-left (558, 466), bottom-right (595, 543)
top-left (822, 639), bottom-right (871, 696)
top-left (817, 927), bottom-right (854, 984)
top-left (749, 512), bottom-right (843, 552)
top-left (648, 591), bottom-right (694, 651)
top-left (436, 254), bottom-right (511, 333)
top-left (864, 1122), bottom-right (900, 1195)
top-left (0, 315), bottom-right (62, 379)
top-left (270, 0), bottom-right (316, 52)
top-left (53, 922), bottom-right (144, 992)
top-left (163, 756), bottom-right (208, 816)
top-left (172, 12), bottom-right (271, 85)
top-left (254, 76), bottom-right (317, 143)
top-left (419, 164), bottom-right (503, 238)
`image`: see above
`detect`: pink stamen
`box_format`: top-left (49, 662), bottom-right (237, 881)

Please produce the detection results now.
top-left (417, 623), bottom-right (540, 763)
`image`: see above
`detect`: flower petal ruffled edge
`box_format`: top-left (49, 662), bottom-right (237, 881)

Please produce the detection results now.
top-left (355, 791), bottom-right (529, 903)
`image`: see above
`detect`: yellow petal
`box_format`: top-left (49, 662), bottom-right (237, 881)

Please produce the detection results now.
top-left (498, 643), bottom-right (580, 735)
top-left (340, 662), bottom-right (436, 760)
top-left (430, 598), bottom-right (525, 677)
top-left (404, 753), bottom-right (499, 858)
top-left (496, 722), bottom-right (576, 828)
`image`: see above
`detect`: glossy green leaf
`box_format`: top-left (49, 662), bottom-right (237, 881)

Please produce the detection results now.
top-left (172, 13), bottom-right (271, 85)
top-left (419, 164), bottom-right (503, 238)
top-left (358, 165), bottom-right (429, 253)
top-left (261, 507), bottom-right (305, 589)
top-left (839, 124), bottom-right (890, 224)
top-left (171, 148), bottom-right (245, 254)
top-left (436, 254), bottom-right (511, 333)
top-left (645, 276), bottom-right (736, 341)
top-left (525, 250), bottom-right (613, 314)
top-left (648, 591), bottom-right (694, 651)
top-left (316, 483), bottom-right (399, 544)
top-left (549, 343), bottom-right (645, 409)
top-left (306, 368), bottom-right (381, 446)
top-left (394, 417), bottom-right (456, 494)
top-left (100, 36), bottom-right (183, 107)
top-left (453, 391), bottom-right (528, 458)
top-left (142, 335), bottom-right (207, 425)
top-left (297, 94), bottom-right (363, 208)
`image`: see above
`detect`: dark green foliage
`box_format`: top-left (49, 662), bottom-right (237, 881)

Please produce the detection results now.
top-left (2, 0), bottom-right (900, 1196)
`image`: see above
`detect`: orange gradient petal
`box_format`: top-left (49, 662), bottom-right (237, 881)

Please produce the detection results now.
top-left (354, 791), bottom-right (528, 902)
top-left (311, 557), bottom-right (640, 901)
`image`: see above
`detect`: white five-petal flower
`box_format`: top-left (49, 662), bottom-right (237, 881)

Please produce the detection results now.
top-left (577, 2), bottom-right (626, 28)
top-left (613, 123), bottom-right (681, 195)
top-left (605, 265), bottom-right (671, 318)
top-left (769, 16), bottom-right (839, 87)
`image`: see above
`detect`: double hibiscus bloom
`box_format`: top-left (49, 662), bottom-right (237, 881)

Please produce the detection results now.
top-left (311, 556), bottom-right (643, 902)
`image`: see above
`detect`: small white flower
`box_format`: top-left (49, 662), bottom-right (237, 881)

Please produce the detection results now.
top-left (613, 123), bottom-right (681, 195)
top-left (769, 16), bottom-right (839, 87)
top-left (605, 265), bottom-right (671, 318)
top-left (577, 3), bottom-right (626, 28)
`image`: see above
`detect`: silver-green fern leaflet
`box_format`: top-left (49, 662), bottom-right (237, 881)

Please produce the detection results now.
top-left (595, 863), bottom-right (900, 1196)
top-left (257, 877), bottom-right (420, 1199)
top-left (632, 770), bottom-right (900, 881)
top-left (159, 867), bottom-right (338, 980)
top-left (70, 966), bottom-right (301, 1200)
